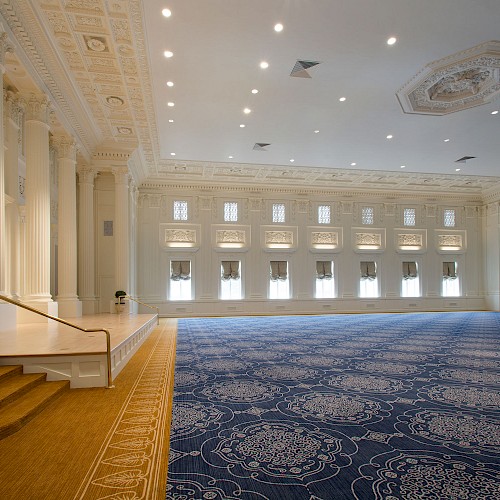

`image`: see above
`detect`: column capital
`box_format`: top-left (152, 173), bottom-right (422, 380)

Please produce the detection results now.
top-left (51, 136), bottom-right (77, 161)
top-left (112, 166), bottom-right (131, 185)
top-left (0, 32), bottom-right (14, 70)
top-left (77, 166), bottom-right (97, 184)
top-left (22, 93), bottom-right (51, 123)
top-left (4, 90), bottom-right (24, 127)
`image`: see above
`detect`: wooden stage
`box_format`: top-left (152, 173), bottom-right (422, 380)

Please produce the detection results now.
top-left (0, 313), bottom-right (159, 388)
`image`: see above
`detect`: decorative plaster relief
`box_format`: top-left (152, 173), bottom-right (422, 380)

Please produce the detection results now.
top-left (438, 234), bottom-right (462, 247)
top-left (311, 232), bottom-right (338, 245)
top-left (355, 233), bottom-right (381, 246)
top-left (265, 231), bottom-right (293, 245)
top-left (398, 234), bottom-right (423, 247)
top-left (398, 41), bottom-right (500, 115)
top-left (216, 230), bottom-right (246, 244)
top-left (165, 229), bottom-right (196, 244)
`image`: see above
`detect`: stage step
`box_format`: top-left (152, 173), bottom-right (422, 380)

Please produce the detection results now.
top-left (0, 365), bottom-right (70, 440)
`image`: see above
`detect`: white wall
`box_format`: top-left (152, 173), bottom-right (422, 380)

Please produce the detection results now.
top-left (135, 187), bottom-right (487, 317)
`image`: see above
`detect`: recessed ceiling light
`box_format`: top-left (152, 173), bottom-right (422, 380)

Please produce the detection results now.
top-left (168, 119), bottom-right (174, 123)
top-left (243, 108), bottom-right (251, 114)
top-left (274, 23), bottom-right (283, 32)
top-left (400, 165), bottom-right (406, 168)
top-left (350, 162), bottom-right (356, 166)
top-left (228, 156), bottom-right (233, 159)
top-left (163, 50), bottom-right (173, 58)
top-left (492, 110), bottom-right (499, 115)
top-left (290, 159), bottom-right (295, 163)
top-left (339, 97), bottom-right (346, 102)
top-left (167, 102), bottom-right (175, 107)
top-left (251, 89), bottom-right (259, 94)
top-left (162, 8), bottom-right (172, 18)
top-left (386, 134), bottom-right (393, 139)
top-left (444, 139), bottom-right (450, 142)
top-left (387, 37), bottom-right (397, 45)
top-left (260, 61), bottom-right (269, 69)
top-left (166, 81), bottom-right (174, 87)
top-left (455, 168), bottom-right (461, 171)
top-left (314, 130), bottom-right (320, 134)
top-left (239, 124), bottom-right (245, 128)
top-left (170, 152), bottom-right (176, 156)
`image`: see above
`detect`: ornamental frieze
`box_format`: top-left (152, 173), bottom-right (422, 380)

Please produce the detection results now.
top-left (398, 234), bottom-right (423, 246)
top-left (265, 231), bottom-right (293, 245)
top-left (438, 235), bottom-right (462, 247)
top-left (216, 230), bottom-right (246, 244)
top-left (165, 229), bottom-right (196, 243)
top-left (311, 232), bottom-right (338, 245)
top-left (356, 233), bottom-right (381, 246)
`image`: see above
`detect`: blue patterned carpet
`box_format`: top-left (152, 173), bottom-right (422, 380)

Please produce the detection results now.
top-left (166, 312), bottom-right (500, 499)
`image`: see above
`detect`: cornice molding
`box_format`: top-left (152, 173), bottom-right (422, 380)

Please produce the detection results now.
top-left (0, 1), bottom-right (100, 159)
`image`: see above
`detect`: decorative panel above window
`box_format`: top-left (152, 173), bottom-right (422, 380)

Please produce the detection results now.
top-left (160, 224), bottom-right (201, 250)
top-left (261, 226), bottom-right (298, 251)
top-left (394, 229), bottom-right (427, 253)
top-left (435, 229), bottom-right (466, 253)
top-left (308, 227), bottom-right (342, 252)
top-left (212, 225), bottom-right (250, 251)
top-left (352, 228), bottom-right (385, 253)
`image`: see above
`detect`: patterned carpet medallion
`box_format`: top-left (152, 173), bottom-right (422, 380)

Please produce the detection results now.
top-left (166, 313), bottom-right (500, 499)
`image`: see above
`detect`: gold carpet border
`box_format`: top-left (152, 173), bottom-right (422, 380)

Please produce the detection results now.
top-left (74, 321), bottom-right (177, 500)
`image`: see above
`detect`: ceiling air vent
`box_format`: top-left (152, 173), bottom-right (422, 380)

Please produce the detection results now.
top-left (253, 143), bottom-right (271, 151)
top-left (290, 60), bottom-right (321, 78)
top-left (455, 156), bottom-right (476, 163)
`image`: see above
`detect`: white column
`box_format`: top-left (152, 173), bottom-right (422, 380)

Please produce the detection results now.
top-left (77, 166), bottom-right (97, 315)
top-left (113, 167), bottom-right (130, 295)
top-left (53, 136), bottom-right (81, 317)
top-left (4, 91), bottom-right (23, 300)
top-left (20, 93), bottom-right (57, 320)
top-left (0, 33), bottom-right (12, 297)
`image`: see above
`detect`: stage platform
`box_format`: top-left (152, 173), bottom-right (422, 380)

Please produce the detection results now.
top-left (0, 313), bottom-right (158, 388)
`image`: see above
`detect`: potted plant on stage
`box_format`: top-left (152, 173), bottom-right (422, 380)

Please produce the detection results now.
top-left (115, 290), bottom-right (127, 313)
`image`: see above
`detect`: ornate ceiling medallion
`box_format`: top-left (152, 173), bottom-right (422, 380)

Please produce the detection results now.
top-left (397, 40), bottom-right (500, 115)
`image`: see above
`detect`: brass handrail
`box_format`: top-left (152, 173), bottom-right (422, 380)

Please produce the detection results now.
top-left (0, 294), bottom-right (114, 389)
top-left (125, 295), bottom-right (160, 325)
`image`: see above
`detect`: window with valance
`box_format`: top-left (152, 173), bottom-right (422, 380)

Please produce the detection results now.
top-left (170, 261), bottom-right (191, 281)
top-left (402, 261), bottom-right (418, 280)
top-left (221, 261), bottom-right (240, 280)
top-left (443, 261), bottom-right (457, 279)
top-left (360, 261), bottom-right (377, 280)
top-left (270, 261), bottom-right (288, 281)
top-left (316, 261), bottom-right (333, 280)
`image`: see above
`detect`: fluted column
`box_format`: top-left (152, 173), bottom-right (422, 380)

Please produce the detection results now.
top-left (0, 33), bottom-right (13, 297)
top-left (19, 93), bottom-right (58, 320)
top-left (53, 136), bottom-right (81, 317)
top-left (113, 167), bottom-right (130, 295)
top-left (4, 91), bottom-right (23, 300)
top-left (77, 166), bottom-right (97, 315)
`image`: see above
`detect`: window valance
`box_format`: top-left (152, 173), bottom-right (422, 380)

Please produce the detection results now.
top-left (171, 261), bottom-right (191, 281)
top-left (443, 261), bottom-right (457, 279)
top-left (402, 261), bottom-right (417, 280)
top-left (270, 261), bottom-right (288, 281)
top-left (221, 261), bottom-right (240, 280)
top-left (316, 261), bottom-right (333, 280)
top-left (360, 261), bottom-right (376, 280)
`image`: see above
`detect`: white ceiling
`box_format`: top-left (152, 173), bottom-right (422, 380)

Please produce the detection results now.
top-left (144, 0), bottom-right (500, 177)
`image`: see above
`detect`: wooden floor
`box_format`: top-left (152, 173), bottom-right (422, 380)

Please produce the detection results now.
top-left (0, 313), bottom-right (158, 357)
